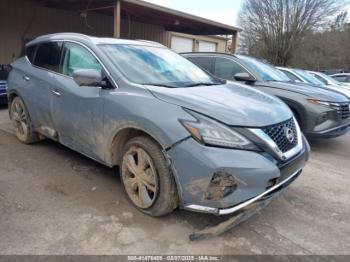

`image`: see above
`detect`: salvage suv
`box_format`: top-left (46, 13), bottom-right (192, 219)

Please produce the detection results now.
top-left (7, 33), bottom-right (309, 218)
top-left (183, 53), bottom-right (350, 139)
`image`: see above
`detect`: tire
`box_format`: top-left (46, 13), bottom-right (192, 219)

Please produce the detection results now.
top-left (291, 108), bottom-right (302, 127)
top-left (10, 96), bottom-right (40, 144)
top-left (120, 136), bottom-right (178, 216)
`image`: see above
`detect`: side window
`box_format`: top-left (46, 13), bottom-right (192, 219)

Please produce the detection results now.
top-left (214, 58), bottom-right (247, 80)
top-left (34, 42), bottom-right (62, 72)
top-left (61, 42), bottom-right (102, 77)
top-left (334, 76), bottom-right (347, 82)
top-left (26, 45), bottom-right (37, 64)
top-left (187, 57), bottom-right (214, 73)
top-left (313, 74), bottom-right (327, 84)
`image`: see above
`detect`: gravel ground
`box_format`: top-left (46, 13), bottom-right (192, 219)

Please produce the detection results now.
top-left (0, 105), bottom-right (349, 255)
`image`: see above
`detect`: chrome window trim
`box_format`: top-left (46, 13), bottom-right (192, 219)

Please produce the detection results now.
top-left (25, 39), bottom-right (119, 89)
top-left (248, 117), bottom-right (303, 161)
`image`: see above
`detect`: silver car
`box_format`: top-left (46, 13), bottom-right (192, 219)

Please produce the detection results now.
top-left (7, 33), bottom-right (309, 218)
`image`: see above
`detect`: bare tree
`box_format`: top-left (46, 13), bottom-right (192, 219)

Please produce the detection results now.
top-left (239, 0), bottom-right (348, 66)
top-left (291, 20), bottom-right (350, 71)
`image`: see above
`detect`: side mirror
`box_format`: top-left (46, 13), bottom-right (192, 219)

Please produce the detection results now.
top-left (72, 69), bottom-right (103, 87)
top-left (234, 72), bottom-right (256, 83)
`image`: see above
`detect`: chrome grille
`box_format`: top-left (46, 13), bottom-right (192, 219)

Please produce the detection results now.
top-left (330, 103), bottom-right (350, 119)
top-left (263, 118), bottom-right (298, 153)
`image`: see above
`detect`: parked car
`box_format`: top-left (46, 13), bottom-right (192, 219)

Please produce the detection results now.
top-left (331, 73), bottom-right (350, 87)
top-left (277, 67), bottom-right (350, 98)
top-left (182, 53), bottom-right (350, 139)
top-left (0, 80), bottom-right (7, 104)
top-left (321, 69), bottom-right (347, 75)
top-left (0, 65), bottom-right (9, 104)
top-left (308, 71), bottom-right (345, 86)
top-left (7, 33), bottom-right (310, 218)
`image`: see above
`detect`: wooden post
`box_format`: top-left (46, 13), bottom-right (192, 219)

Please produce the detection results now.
top-left (231, 32), bottom-right (237, 54)
top-left (113, 0), bottom-right (121, 38)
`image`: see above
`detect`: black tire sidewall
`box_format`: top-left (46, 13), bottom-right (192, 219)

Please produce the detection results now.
top-left (120, 136), bottom-right (178, 217)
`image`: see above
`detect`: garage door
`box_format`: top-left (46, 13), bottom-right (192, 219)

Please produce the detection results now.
top-left (171, 36), bottom-right (193, 53)
top-left (198, 41), bottom-right (217, 52)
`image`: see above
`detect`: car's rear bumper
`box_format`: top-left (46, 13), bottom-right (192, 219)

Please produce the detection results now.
top-left (0, 83), bottom-right (7, 104)
top-left (0, 92), bottom-right (7, 104)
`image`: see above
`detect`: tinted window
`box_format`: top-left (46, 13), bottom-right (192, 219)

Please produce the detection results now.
top-left (187, 57), bottom-right (214, 73)
top-left (34, 42), bottom-right (62, 72)
top-left (61, 42), bottom-right (102, 77)
top-left (26, 45), bottom-right (37, 63)
top-left (214, 57), bottom-right (247, 80)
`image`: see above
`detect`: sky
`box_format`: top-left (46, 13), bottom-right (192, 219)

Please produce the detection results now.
top-left (144, 0), bottom-right (244, 26)
top-left (144, 0), bottom-right (350, 27)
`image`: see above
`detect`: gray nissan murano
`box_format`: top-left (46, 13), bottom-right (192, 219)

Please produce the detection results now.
top-left (7, 33), bottom-right (309, 218)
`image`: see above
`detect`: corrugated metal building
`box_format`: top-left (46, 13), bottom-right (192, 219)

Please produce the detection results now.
top-left (0, 0), bottom-right (241, 65)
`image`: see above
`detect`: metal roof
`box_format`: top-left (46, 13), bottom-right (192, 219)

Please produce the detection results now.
top-left (41, 0), bottom-right (241, 35)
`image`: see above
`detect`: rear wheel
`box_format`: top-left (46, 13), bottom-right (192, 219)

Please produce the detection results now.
top-left (10, 97), bottom-right (39, 144)
top-left (120, 136), bottom-right (178, 216)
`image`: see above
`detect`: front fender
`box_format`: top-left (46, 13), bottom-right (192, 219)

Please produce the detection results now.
top-left (102, 88), bottom-right (192, 166)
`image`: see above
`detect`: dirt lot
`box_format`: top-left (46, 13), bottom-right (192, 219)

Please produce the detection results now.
top-left (0, 104), bottom-right (350, 255)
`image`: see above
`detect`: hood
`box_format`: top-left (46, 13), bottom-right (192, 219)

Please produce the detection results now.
top-left (256, 81), bottom-right (349, 102)
top-left (145, 82), bottom-right (292, 127)
top-left (325, 85), bottom-right (350, 99)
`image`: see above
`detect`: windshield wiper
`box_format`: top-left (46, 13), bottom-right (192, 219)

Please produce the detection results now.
top-left (142, 83), bottom-right (178, 88)
top-left (184, 82), bottom-right (221, 87)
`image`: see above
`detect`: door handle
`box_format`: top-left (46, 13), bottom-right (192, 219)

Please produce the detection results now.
top-left (23, 75), bottom-right (30, 81)
top-left (51, 90), bottom-right (61, 97)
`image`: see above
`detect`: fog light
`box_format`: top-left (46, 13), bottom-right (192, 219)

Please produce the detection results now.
top-left (317, 112), bottom-right (328, 125)
top-left (205, 170), bottom-right (238, 201)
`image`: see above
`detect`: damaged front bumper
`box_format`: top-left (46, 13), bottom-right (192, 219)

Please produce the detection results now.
top-left (167, 135), bottom-right (309, 216)
top-left (187, 168), bottom-right (302, 216)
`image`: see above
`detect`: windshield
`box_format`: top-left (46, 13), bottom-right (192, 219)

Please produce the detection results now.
top-left (293, 69), bottom-right (325, 87)
top-left (99, 44), bottom-right (222, 88)
top-left (236, 55), bottom-right (291, 82)
top-left (317, 72), bottom-right (343, 86)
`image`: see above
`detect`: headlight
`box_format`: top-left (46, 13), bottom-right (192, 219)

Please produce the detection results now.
top-left (180, 110), bottom-right (259, 150)
top-left (307, 99), bottom-right (339, 108)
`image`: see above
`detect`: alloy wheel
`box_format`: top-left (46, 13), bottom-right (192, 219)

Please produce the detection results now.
top-left (122, 146), bottom-right (159, 209)
top-left (11, 100), bottom-right (29, 140)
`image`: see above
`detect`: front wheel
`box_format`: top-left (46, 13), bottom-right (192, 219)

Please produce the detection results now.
top-left (10, 97), bottom-right (39, 144)
top-left (120, 136), bottom-right (178, 216)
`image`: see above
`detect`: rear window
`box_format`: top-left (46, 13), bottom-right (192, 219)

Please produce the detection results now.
top-left (26, 45), bottom-right (37, 63)
top-left (34, 42), bottom-right (62, 72)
